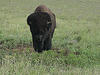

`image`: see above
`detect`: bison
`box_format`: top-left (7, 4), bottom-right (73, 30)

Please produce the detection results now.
top-left (27, 5), bottom-right (56, 52)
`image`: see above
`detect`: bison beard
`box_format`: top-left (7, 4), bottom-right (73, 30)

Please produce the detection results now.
top-left (27, 5), bottom-right (56, 52)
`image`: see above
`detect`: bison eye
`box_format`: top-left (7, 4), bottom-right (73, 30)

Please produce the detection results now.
top-left (47, 21), bottom-right (51, 25)
top-left (47, 21), bottom-right (52, 29)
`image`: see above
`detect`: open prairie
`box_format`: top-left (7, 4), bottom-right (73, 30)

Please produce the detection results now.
top-left (0, 0), bottom-right (100, 75)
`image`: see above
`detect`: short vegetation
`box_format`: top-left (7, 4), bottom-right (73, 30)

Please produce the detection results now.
top-left (0, 0), bottom-right (100, 75)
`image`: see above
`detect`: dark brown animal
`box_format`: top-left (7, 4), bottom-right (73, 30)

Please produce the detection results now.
top-left (27, 5), bottom-right (56, 52)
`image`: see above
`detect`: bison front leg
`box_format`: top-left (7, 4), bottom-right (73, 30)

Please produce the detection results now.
top-left (43, 36), bottom-right (52, 50)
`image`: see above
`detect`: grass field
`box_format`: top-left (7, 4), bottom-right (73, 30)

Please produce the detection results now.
top-left (0, 0), bottom-right (100, 75)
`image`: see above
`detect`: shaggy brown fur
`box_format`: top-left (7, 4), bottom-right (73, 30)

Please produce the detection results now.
top-left (27, 5), bottom-right (56, 52)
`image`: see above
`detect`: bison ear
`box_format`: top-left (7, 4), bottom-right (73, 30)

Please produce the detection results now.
top-left (27, 18), bottom-right (32, 25)
top-left (27, 14), bottom-right (31, 26)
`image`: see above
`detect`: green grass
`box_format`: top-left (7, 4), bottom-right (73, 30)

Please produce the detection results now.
top-left (0, 0), bottom-right (100, 74)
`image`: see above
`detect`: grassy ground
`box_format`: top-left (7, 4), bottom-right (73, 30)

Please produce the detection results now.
top-left (0, 0), bottom-right (100, 75)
